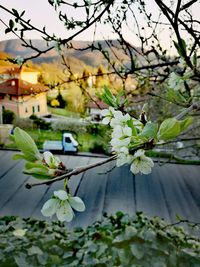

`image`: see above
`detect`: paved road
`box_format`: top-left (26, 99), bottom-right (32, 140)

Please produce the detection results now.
top-left (0, 150), bottom-right (200, 229)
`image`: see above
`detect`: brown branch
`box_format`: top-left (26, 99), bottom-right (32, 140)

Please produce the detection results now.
top-left (59, 2), bottom-right (113, 46)
top-left (180, 0), bottom-right (198, 10)
top-left (26, 155), bottom-right (117, 189)
top-left (156, 137), bottom-right (200, 146)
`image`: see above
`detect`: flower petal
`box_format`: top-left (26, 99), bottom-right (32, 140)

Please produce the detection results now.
top-left (43, 151), bottom-right (54, 166)
top-left (41, 198), bottom-right (59, 217)
top-left (56, 202), bottom-right (74, 222)
top-left (102, 117), bottom-right (110, 125)
top-left (69, 196), bottom-right (86, 212)
top-left (143, 156), bottom-right (154, 168)
top-left (101, 109), bottom-right (110, 116)
top-left (54, 190), bottom-right (68, 200)
top-left (133, 149), bottom-right (145, 158)
top-left (123, 126), bottom-right (132, 137)
top-left (116, 155), bottom-right (127, 167)
top-left (130, 160), bottom-right (141, 174)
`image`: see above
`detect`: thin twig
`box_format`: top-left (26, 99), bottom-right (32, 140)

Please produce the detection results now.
top-left (175, 101), bottom-right (200, 120)
top-left (26, 155), bottom-right (117, 189)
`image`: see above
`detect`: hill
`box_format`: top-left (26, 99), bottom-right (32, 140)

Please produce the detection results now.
top-left (0, 39), bottom-right (133, 67)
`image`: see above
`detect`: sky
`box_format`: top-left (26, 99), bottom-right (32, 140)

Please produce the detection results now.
top-left (0, 0), bottom-right (115, 41)
top-left (0, 0), bottom-right (200, 52)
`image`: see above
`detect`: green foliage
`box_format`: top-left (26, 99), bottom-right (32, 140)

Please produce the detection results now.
top-left (2, 109), bottom-right (16, 124)
top-left (97, 86), bottom-right (127, 109)
top-left (166, 88), bottom-right (188, 106)
top-left (29, 115), bottom-right (51, 130)
top-left (51, 120), bottom-right (86, 135)
top-left (86, 123), bottom-right (107, 136)
top-left (22, 129), bottom-right (62, 150)
top-left (50, 98), bottom-right (60, 108)
top-left (157, 117), bottom-right (192, 141)
top-left (24, 162), bottom-right (51, 180)
top-left (89, 141), bottom-right (106, 154)
top-left (48, 107), bottom-right (80, 118)
top-left (179, 117), bottom-right (193, 132)
top-left (173, 39), bottom-right (187, 58)
top-left (139, 122), bottom-right (158, 140)
top-left (157, 118), bottom-right (181, 141)
top-left (56, 91), bottom-right (66, 108)
top-left (0, 212), bottom-right (199, 267)
top-left (13, 127), bottom-right (41, 162)
top-left (12, 128), bottom-right (66, 180)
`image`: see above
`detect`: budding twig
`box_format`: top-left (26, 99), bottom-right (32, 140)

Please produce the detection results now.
top-left (26, 154), bottom-right (117, 189)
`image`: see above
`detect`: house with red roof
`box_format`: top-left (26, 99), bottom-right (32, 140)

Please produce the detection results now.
top-left (86, 100), bottom-right (108, 121)
top-left (0, 66), bottom-right (48, 118)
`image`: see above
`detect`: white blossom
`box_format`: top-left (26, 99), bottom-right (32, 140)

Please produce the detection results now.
top-left (41, 190), bottom-right (85, 222)
top-left (111, 137), bottom-right (131, 152)
top-left (43, 151), bottom-right (61, 169)
top-left (130, 149), bottom-right (154, 175)
top-left (116, 147), bottom-right (133, 167)
top-left (101, 107), bottom-right (115, 124)
top-left (112, 125), bottom-right (132, 139)
top-left (110, 111), bottom-right (130, 127)
top-left (111, 125), bottom-right (132, 152)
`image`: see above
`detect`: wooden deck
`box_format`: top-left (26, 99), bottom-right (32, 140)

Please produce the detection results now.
top-left (0, 150), bottom-right (200, 228)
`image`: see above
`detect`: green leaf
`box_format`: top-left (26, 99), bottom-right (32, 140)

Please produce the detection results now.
top-left (13, 127), bottom-right (41, 162)
top-left (130, 244), bottom-right (144, 259)
top-left (179, 117), bottom-right (193, 132)
top-left (12, 8), bottom-right (20, 17)
top-left (28, 246), bottom-right (43, 256)
top-left (5, 28), bottom-right (11, 34)
top-left (14, 254), bottom-right (29, 267)
top-left (173, 39), bottom-right (187, 58)
top-left (140, 122), bottom-right (158, 139)
top-left (25, 162), bottom-right (48, 170)
top-left (192, 51), bottom-right (197, 67)
top-left (97, 86), bottom-right (118, 108)
top-left (157, 118), bottom-right (180, 141)
top-left (24, 162), bottom-right (51, 179)
top-left (9, 19), bottom-right (14, 29)
top-left (167, 88), bottom-right (187, 104)
top-left (12, 154), bottom-right (28, 161)
top-left (127, 119), bottom-right (137, 136)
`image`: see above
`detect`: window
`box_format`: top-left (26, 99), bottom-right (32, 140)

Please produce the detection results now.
top-left (25, 107), bottom-right (28, 113)
top-left (32, 106), bottom-right (35, 113)
top-left (37, 105), bottom-right (40, 112)
top-left (65, 137), bottom-right (72, 143)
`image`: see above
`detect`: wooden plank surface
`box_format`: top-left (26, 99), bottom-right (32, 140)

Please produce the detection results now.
top-left (0, 151), bottom-right (19, 178)
top-left (69, 157), bottom-right (111, 228)
top-left (0, 150), bottom-right (200, 229)
top-left (103, 163), bottom-right (136, 216)
top-left (135, 166), bottom-right (171, 221)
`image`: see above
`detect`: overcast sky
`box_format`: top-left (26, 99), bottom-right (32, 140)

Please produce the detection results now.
top-left (0, 0), bottom-right (115, 41)
top-left (0, 0), bottom-right (200, 52)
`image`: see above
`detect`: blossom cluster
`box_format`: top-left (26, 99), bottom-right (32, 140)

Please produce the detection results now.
top-left (41, 190), bottom-right (85, 222)
top-left (101, 107), bottom-right (154, 175)
top-left (41, 153), bottom-right (86, 222)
